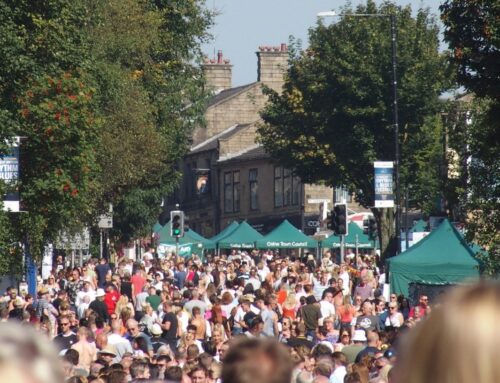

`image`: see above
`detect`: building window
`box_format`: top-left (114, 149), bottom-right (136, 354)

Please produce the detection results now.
top-left (224, 171), bottom-right (240, 213)
top-left (275, 166), bottom-right (301, 208)
top-left (274, 166), bottom-right (283, 207)
top-left (233, 171), bottom-right (240, 212)
top-left (283, 168), bottom-right (292, 206)
top-left (224, 172), bottom-right (233, 213)
top-left (185, 163), bottom-right (192, 198)
top-left (335, 186), bottom-right (352, 203)
top-left (249, 169), bottom-right (258, 210)
top-left (292, 174), bottom-right (300, 205)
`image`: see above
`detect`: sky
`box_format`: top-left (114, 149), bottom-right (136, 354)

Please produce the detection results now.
top-left (202, 0), bottom-right (446, 86)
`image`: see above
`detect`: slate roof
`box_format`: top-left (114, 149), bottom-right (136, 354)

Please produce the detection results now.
top-left (190, 123), bottom-right (251, 154)
top-left (207, 82), bottom-right (257, 108)
top-left (218, 145), bottom-right (269, 163)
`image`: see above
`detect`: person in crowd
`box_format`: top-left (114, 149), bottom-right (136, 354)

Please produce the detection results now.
top-left (395, 282), bottom-right (500, 383)
top-left (54, 315), bottom-right (78, 352)
top-left (222, 337), bottom-right (293, 383)
top-left (89, 288), bottom-right (110, 322)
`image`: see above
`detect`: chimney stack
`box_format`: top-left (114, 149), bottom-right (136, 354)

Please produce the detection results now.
top-left (202, 50), bottom-right (232, 93)
top-left (256, 43), bottom-right (288, 92)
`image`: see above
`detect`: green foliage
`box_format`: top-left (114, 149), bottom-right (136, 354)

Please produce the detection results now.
top-left (86, 0), bottom-right (213, 241)
top-left (463, 99), bottom-right (499, 276)
top-left (18, 72), bottom-right (100, 256)
top-left (0, 0), bottom-right (214, 266)
top-left (441, 1), bottom-right (500, 275)
top-left (440, 0), bottom-right (499, 100)
top-left (258, 1), bottom-right (449, 258)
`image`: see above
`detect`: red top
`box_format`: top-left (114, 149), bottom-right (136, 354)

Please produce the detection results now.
top-left (104, 290), bottom-right (120, 315)
top-left (282, 307), bottom-right (296, 320)
top-left (131, 273), bottom-right (145, 297)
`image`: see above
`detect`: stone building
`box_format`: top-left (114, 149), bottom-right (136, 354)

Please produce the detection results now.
top-left (165, 44), bottom-right (364, 238)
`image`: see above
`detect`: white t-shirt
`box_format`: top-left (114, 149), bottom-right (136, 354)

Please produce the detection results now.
top-left (319, 300), bottom-right (336, 320)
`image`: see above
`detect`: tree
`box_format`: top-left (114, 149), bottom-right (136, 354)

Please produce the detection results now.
top-left (440, 0), bottom-right (499, 100)
top-left (0, 0), bottom-right (98, 265)
top-left (86, 0), bottom-right (213, 241)
top-left (257, 1), bottom-right (449, 259)
top-left (441, 0), bottom-right (499, 275)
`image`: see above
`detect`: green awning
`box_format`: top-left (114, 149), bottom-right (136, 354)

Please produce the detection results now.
top-left (152, 222), bottom-right (163, 233)
top-left (217, 221), bottom-right (263, 249)
top-left (387, 219), bottom-right (480, 296)
top-left (210, 221), bottom-right (239, 243)
top-left (409, 219), bottom-right (428, 233)
top-left (321, 222), bottom-right (375, 248)
top-left (186, 228), bottom-right (216, 250)
top-left (256, 220), bottom-right (317, 249)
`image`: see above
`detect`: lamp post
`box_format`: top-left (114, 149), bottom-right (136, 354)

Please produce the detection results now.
top-left (318, 10), bottom-right (401, 255)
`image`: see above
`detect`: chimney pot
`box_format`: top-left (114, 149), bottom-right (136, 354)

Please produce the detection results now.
top-left (217, 50), bottom-right (223, 64)
top-left (281, 43), bottom-right (287, 52)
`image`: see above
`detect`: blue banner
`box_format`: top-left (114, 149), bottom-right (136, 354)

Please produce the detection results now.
top-left (374, 161), bottom-right (394, 208)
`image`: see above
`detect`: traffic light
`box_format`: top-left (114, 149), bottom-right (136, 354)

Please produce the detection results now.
top-left (170, 210), bottom-right (184, 238)
top-left (183, 214), bottom-right (190, 232)
top-left (368, 216), bottom-right (377, 239)
top-left (326, 210), bottom-right (334, 230)
top-left (363, 218), bottom-right (370, 235)
top-left (334, 203), bottom-right (348, 235)
top-left (363, 216), bottom-right (377, 239)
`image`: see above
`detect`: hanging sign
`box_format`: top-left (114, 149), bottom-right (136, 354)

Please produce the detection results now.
top-left (374, 161), bottom-right (394, 208)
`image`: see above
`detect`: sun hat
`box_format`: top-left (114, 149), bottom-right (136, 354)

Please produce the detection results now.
top-left (352, 329), bottom-right (368, 342)
top-left (96, 288), bottom-right (105, 297)
top-left (150, 323), bottom-right (162, 336)
top-left (99, 345), bottom-right (117, 357)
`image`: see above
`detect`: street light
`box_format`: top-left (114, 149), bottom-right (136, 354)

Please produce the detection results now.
top-left (318, 10), bottom-right (401, 255)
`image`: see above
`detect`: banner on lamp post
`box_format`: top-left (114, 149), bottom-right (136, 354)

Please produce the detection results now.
top-left (1, 137), bottom-right (20, 212)
top-left (374, 161), bottom-right (394, 208)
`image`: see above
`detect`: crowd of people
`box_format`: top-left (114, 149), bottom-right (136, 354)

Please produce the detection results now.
top-left (0, 248), bottom-right (498, 383)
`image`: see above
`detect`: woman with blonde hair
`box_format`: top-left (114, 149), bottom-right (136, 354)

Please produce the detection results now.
top-left (282, 293), bottom-right (298, 320)
top-left (336, 294), bottom-right (356, 329)
top-left (114, 295), bottom-right (134, 318)
top-left (395, 282), bottom-right (500, 383)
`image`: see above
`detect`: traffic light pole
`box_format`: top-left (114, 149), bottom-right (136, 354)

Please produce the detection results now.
top-left (340, 235), bottom-right (345, 263)
top-left (175, 236), bottom-right (179, 258)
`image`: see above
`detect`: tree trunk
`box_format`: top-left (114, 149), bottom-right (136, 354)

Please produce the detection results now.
top-left (372, 207), bottom-right (396, 263)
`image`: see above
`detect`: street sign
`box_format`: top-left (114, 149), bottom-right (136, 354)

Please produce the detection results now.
top-left (98, 213), bottom-right (113, 229)
top-left (56, 228), bottom-right (90, 250)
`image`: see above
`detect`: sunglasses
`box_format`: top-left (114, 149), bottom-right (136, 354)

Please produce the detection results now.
top-left (60, 322), bottom-right (70, 326)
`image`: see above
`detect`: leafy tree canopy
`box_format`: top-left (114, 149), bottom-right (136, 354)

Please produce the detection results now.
top-left (258, 0), bottom-right (449, 258)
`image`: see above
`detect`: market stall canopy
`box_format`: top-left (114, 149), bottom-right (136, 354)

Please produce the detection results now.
top-left (210, 221), bottom-right (239, 243)
top-left (388, 219), bottom-right (480, 296)
top-left (409, 219), bottom-right (428, 233)
top-left (255, 220), bottom-right (317, 249)
top-left (321, 222), bottom-right (375, 249)
top-left (217, 221), bottom-right (263, 249)
top-left (158, 222), bottom-right (215, 253)
top-left (152, 222), bottom-right (163, 234)
top-left (183, 228), bottom-right (215, 250)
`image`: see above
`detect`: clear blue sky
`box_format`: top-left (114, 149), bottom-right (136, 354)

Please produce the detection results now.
top-left (202, 0), bottom-right (445, 86)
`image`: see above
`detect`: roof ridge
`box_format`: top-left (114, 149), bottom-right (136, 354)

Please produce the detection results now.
top-left (217, 143), bottom-right (261, 162)
top-left (190, 124), bottom-right (239, 152)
